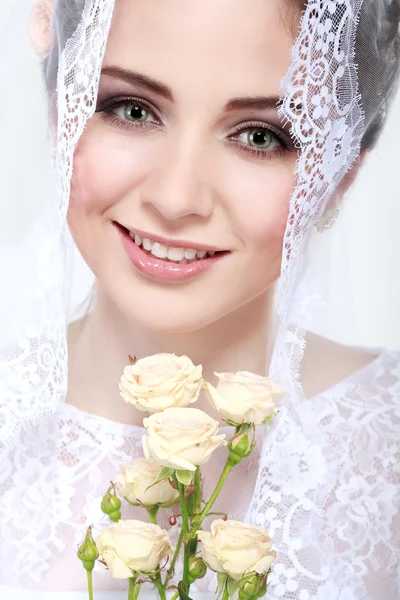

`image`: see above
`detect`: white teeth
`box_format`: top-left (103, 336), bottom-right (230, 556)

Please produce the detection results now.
top-left (143, 238), bottom-right (152, 251)
top-left (184, 248), bottom-right (197, 260)
top-left (167, 247), bottom-right (185, 261)
top-left (151, 242), bottom-right (168, 259)
top-left (128, 231), bottom-right (219, 263)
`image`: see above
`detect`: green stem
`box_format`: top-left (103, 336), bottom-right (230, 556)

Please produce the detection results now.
top-left (133, 582), bottom-right (142, 600)
top-left (128, 577), bottom-right (137, 600)
top-left (222, 585), bottom-right (230, 600)
top-left (196, 459), bottom-right (235, 528)
top-left (148, 505), bottom-right (159, 524)
top-left (165, 521), bottom-right (185, 587)
top-left (87, 570), bottom-right (94, 600)
top-left (170, 592), bottom-right (180, 600)
top-left (155, 573), bottom-right (167, 600)
top-left (145, 505), bottom-right (165, 600)
top-left (177, 480), bottom-right (190, 590)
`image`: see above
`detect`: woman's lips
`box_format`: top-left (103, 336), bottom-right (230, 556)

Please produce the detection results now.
top-left (117, 225), bottom-right (228, 282)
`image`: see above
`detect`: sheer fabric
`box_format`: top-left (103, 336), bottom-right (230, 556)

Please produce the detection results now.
top-left (1, 351), bottom-right (398, 598)
top-left (0, 0), bottom-right (399, 598)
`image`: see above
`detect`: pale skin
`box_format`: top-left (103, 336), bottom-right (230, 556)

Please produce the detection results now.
top-left (67, 0), bottom-right (374, 426)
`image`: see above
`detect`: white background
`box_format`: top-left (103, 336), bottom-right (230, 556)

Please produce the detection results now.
top-left (1, 0), bottom-right (399, 350)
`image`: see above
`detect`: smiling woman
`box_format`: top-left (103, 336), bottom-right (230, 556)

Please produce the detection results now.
top-left (0, 1), bottom-right (399, 599)
top-left (66, 0), bottom-right (297, 337)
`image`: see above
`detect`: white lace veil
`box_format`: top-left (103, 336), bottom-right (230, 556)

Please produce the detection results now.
top-left (1, 0), bottom-right (397, 443)
top-left (0, 0), bottom-right (114, 443)
top-left (0, 0), bottom-right (399, 597)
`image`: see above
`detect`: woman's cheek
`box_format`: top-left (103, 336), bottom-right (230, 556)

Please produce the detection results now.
top-left (256, 202), bottom-right (289, 282)
top-left (228, 162), bottom-right (293, 255)
top-left (67, 126), bottom-right (134, 270)
top-left (69, 127), bottom-right (136, 217)
top-left (236, 165), bottom-right (294, 292)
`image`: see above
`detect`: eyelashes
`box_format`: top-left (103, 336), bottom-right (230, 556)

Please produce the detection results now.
top-left (95, 95), bottom-right (294, 160)
top-left (227, 121), bottom-right (289, 159)
top-left (96, 96), bottom-right (161, 129)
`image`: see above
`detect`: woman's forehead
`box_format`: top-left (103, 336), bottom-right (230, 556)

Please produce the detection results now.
top-left (103, 0), bottom-right (295, 100)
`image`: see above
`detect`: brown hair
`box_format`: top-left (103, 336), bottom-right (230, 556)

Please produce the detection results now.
top-left (283, 0), bottom-right (400, 149)
top-left (48, 0), bottom-right (400, 150)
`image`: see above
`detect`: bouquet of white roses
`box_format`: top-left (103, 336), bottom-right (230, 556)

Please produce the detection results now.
top-left (78, 354), bottom-right (282, 600)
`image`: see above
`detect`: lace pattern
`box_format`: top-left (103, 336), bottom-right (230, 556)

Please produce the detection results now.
top-left (0, 1), bottom-right (398, 598)
top-left (277, 0), bottom-right (364, 316)
top-left (247, 352), bottom-right (400, 599)
top-left (0, 0), bottom-right (366, 449)
top-left (0, 353), bottom-right (398, 598)
top-left (0, 0), bottom-right (116, 446)
top-left (264, 8), bottom-right (370, 596)
top-left (270, 0), bottom-right (365, 419)
top-left (0, 405), bottom-right (262, 592)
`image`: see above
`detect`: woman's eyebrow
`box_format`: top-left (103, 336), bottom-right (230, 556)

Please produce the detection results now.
top-left (101, 66), bottom-right (282, 113)
top-left (224, 97), bottom-right (282, 111)
top-left (101, 66), bottom-right (174, 101)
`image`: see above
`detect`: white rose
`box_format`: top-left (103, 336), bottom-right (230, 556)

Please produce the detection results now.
top-left (142, 407), bottom-right (226, 471)
top-left (120, 354), bottom-right (203, 413)
top-left (96, 520), bottom-right (174, 579)
top-left (28, 0), bottom-right (55, 60)
top-left (205, 371), bottom-right (283, 425)
top-left (115, 458), bottom-right (179, 508)
top-left (198, 520), bottom-right (276, 581)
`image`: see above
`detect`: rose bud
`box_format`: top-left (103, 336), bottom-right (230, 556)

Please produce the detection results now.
top-left (188, 556), bottom-right (207, 583)
top-left (101, 485), bottom-right (122, 522)
top-left (77, 526), bottom-right (99, 572)
top-left (238, 573), bottom-right (265, 599)
top-left (228, 424), bottom-right (254, 464)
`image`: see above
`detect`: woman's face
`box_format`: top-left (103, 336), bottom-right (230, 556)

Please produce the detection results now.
top-left (68, 0), bottom-right (298, 332)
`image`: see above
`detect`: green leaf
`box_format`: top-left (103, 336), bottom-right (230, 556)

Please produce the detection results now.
top-left (227, 577), bottom-right (240, 597)
top-left (145, 467), bottom-right (173, 493)
top-left (178, 581), bottom-right (194, 600)
top-left (175, 469), bottom-right (193, 486)
top-left (217, 573), bottom-right (229, 598)
top-left (261, 410), bottom-right (278, 426)
top-left (226, 419), bottom-right (242, 427)
top-left (256, 582), bottom-right (267, 599)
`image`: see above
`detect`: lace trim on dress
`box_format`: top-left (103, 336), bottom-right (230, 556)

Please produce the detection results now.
top-left (0, 352), bottom-right (398, 598)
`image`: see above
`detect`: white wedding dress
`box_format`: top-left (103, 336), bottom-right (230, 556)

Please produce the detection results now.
top-left (0, 350), bottom-right (399, 600)
top-left (0, 0), bottom-right (399, 599)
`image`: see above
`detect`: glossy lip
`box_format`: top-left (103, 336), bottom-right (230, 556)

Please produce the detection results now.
top-left (120, 225), bottom-right (226, 253)
top-left (116, 224), bottom-right (229, 282)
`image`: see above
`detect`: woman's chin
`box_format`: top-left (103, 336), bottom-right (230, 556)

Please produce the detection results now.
top-left (122, 309), bottom-right (217, 334)
top-left (105, 289), bottom-right (222, 334)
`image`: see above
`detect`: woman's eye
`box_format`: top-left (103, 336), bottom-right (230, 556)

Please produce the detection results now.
top-left (237, 127), bottom-right (282, 150)
top-left (112, 102), bottom-right (155, 123)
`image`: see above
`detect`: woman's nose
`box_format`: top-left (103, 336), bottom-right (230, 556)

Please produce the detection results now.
top-left (139, 134), bottom-right (215, 223)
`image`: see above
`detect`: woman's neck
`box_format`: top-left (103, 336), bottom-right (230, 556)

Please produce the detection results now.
top-left (67, 285), bottom-right (277, 425)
